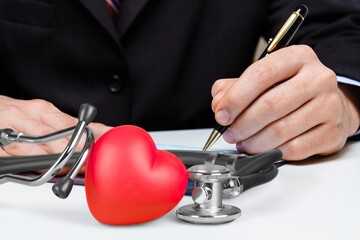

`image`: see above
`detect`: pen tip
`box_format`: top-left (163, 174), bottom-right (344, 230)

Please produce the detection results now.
top-left (202, 129), bottom-right (222, 151)
top-left (202, 142), bottom-right (212, 151)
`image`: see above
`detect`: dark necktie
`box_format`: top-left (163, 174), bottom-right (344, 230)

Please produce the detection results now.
top-left (105, 0), bottom-right (121, 23)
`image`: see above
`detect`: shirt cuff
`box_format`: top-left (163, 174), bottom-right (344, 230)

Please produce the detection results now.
top-left (337, 75), bottom-right (360, 137)
top-left (352, 128), bottom-right (360, 137)
top-left (337, 75), bottom-right (360, 87)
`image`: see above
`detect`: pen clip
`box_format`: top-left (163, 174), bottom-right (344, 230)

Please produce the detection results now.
top-left (265, 5), bottom-right (308, 54)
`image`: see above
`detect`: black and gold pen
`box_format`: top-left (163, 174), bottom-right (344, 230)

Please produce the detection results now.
top-left (203, 4), bottom-right (309, 151)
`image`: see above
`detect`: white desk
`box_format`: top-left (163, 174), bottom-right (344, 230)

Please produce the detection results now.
top-left (0, 129), bottom-right (359, 240)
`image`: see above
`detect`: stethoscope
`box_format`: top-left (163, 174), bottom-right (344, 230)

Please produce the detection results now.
top-left (170, 149), bottom-right (282, 224)
top-left (0, 103), bottom-right (97, 198)
top-left (0, 103), bottom-right (282, 224)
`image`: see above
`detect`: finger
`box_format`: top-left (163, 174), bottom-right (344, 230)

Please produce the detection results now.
top-left (214, 45), bottom-right (317, 125)
top-left (89, 122), bottom-right (112, 140)
top-left (234, 97), bottom-right (334, 153)
top-left (2, 142), bottom-right (49, 156)
top-left (16, 98), bottom-right (78, 136)
top-left (5, 119), bottom-right (70, 155)
top-left (41, 111), bottom-right (78, 130)
top-left (16, 99), bottom-right (62, 121)
top-left (0, 95), bottom-right (18, 103)
top-left (0, 99), bottom-right (68, 156)
top-left (1, 111), bottom-right (64, 156)
top-left (211, 78), bottom-right (236, 112)
top-left (40, 106), bottom-right (111, 141)
top-left (0, 98), bottom-right (60, 124)
top-left (10, 99), bottom-right (77, 130)
top-left (211, 78), bottom-right (236, 97)
top-left (35, 102), bottom-right (78, 144)
top-left (0, 146), bottom-right (11, 157)
top-left (38, 104), bottom-right (91, 153)
top-left (227, 64), bottom-right (332, 142)
top-left (277, 123), bottom-right (347, 160)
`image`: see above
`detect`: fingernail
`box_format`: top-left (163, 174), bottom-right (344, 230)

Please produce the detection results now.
top-left (216, 110), bottom-right (230, 125)
top-left (223, 129), bottom-right (236, 143)
top-left (236, 142), bottom-right (245, 153)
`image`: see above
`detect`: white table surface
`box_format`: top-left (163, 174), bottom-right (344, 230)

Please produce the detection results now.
top-left (0, 129), bottom-right (359, 240)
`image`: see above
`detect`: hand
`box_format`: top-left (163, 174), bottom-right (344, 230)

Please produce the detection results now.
top-left (0, 96), bottom-right (111, 172)
top-left (211, 45), bottom-right (360, 160)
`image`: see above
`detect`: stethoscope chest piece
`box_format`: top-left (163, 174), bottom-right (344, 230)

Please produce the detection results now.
top-left (176, 164), bottom-right (241, 224)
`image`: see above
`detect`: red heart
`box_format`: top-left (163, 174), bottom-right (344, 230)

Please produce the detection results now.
top-left (85, 125), bottom-right (188, 225)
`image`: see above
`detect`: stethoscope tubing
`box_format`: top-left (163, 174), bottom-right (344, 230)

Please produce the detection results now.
top-left (0, 153), bottom-right (79, 175)
top-left (0, 149), bottom-right (282, 195)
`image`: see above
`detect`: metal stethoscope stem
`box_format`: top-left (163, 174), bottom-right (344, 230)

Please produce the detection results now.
top-left (176, 164), bottom-right (241, 224)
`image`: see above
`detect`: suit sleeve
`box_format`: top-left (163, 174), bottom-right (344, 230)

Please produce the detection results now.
top-left (264, 0), bottom-right (360, 82)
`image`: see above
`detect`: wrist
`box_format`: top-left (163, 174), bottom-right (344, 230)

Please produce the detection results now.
top-left (338, 83), bottom-right (360, 136)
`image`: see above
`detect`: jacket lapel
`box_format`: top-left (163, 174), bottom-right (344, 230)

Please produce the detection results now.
top-left (78, 0), bottom-right (119, 45)
top-left (117, 0), bottom-right (150, 38)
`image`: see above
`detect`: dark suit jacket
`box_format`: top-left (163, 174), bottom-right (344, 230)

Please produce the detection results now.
top-left (1, 0), bottom-right (359, 131)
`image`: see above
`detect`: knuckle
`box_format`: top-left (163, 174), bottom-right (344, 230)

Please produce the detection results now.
top-left (250, 60), bottom-right (275, 84)
top-left (333, 134), bottom-right (346, 150)
top-left (224, 92), bottom-right (242, 110)
top-left (2, 105), bottom-right (21, 117)
top-left (211, 79), bottom-right (229, 97)
top-left (323, 68), bottom-right (336, 81)
top-left (294, 45), bottom-right (317, 60)
top-left (211, 94), bottom-right (222, 112)
top-left (336, 135), bottom-right (347, 150)
top-left (282, 139), bottom-right (303, 160)
top-left (262, 93), bottom-right (281, 113)
top-left (328, 93), bottom-right (342, 109)
top-left (211, 80), bottom-right (222, 97)
top-left (212, 78), bottom-right (225, 87)
top-left (240, 140), bottom-right (260, 155)
top-left (29, 99), bottom-right (55, 110)
top-left (225, 92), bottom-right (237, 104)
top-left (318, 69), bottom-right (337, 88)
top-left (319, 131), bottom-right (346, 157)
top-left (321, 93), bottom-right (342, 116)
top-left (330, 123), bottom-right (347, 143)
top-left (271, 119), bottom-right (288, 137)
top-left (211, 100), bottom-right (217, 112)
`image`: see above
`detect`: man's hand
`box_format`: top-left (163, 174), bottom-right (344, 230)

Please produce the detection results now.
top-left (0, 96), bottom-right (111, 172)
top-left (211, 45), bottom-right (360, 160)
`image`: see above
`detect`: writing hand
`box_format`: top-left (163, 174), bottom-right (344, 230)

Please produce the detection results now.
top-left (211, 45), bottom-right (360, 160)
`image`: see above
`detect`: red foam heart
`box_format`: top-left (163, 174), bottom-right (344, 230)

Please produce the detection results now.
top-left (85, 125), bottom-right (188, 225)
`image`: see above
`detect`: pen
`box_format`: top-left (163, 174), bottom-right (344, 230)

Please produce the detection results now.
top-left (203, 4), bottom-right (309, 151)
